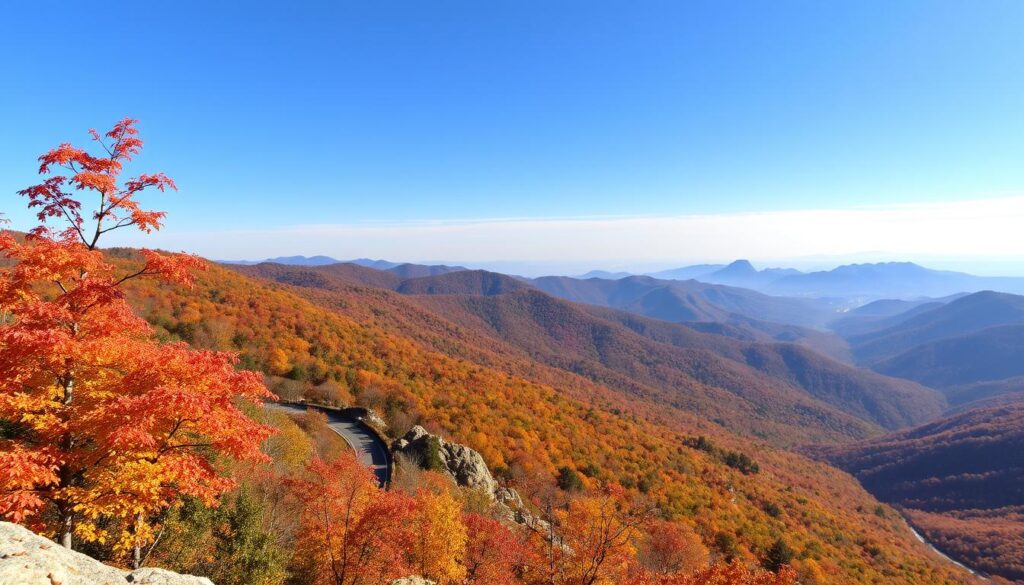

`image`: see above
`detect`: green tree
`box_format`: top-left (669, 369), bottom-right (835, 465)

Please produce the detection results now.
top-left (764, 537), bottom-right (795, 573)
top-left (556, 466), bottom-right (584, 492)
top-left (210, 488), bottom-right (287, 585)
top-left (421, 436), bottom-right (447, 472)
top-left (714, 531), bottom-right (738, 562)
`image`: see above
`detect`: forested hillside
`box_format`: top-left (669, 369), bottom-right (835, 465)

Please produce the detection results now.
top-left (411, 289), bottom-right (943, 432)
top-left (531, 275), bottom-right (838, 328)
top-left (108, 254), bottom-right (977, 583)
top-left (836, 291), bottom-right (1024, 410)
top-left (237, 263), bottom-right (944, 436)
top-left (849, 291), bottom-right (1024, 364)
top-left (815, 404), bottom-right (1024, 583)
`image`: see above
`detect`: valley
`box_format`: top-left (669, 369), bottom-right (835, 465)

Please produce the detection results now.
top-left (227, 256), bottom-right (1024, 583)
top-left (109, 253), bottom-right (982, 583)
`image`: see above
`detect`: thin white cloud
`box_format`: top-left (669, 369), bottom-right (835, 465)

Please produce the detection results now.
top-left (108, 195), bottom-right (1024, 275)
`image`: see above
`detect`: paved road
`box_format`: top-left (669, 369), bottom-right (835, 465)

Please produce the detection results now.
top-left (266, 402), bottom-right (391, 487)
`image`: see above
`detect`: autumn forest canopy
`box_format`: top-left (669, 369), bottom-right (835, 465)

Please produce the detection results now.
top-left (1, 116), bottom-right (1022, 584)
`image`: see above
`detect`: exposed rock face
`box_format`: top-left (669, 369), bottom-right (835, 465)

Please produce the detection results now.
top-left (393, 426), bottom-right (497, 494)
top-left (362, 408), bottom-right (388, 430)
top-left (0, 522), bottom-right (213, 585)
top-left (392, 427), bottom-right (549, 532)
top-left (389, 577), bottom-right (435, 585)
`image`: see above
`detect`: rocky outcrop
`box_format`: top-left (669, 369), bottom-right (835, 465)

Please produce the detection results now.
top-left (392, 426), bottom-right (549, 532)
top-left (389, 577), bottom-right (435, 585)
top-left (362, 408), bottom-right (388, 430)
top-left (393, 426), bottom-right (497, 494)
top-left (0, 522), bottom-right (213, 585)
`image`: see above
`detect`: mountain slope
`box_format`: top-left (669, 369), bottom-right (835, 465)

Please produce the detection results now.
top-left (236, 263), bottom-right (941, 436)
top-left (395, 270), bottom-right (529, 296)
top-left (770, 262), bottom-right (1024, 299)
top-left (850, 291), bottom-right (1024, 364)
top-left (944, 377), bottom-right (1024, 409)
top-left (531, 275), bottom-right (838, 328)
top-left (828, 297), bottom-right (961, 338)
top-left (838, 291), bottom-right (1024, 409)
top-left (874, 324), bottom-right (1024, 389)
top-left (233, 262), bottom-right (404, 290)
top-left (815, 404), bottom-right (1024, 582)
top-left (112, 257), bottom-right (975, 584)
top-left (684, 317), bottom-right (853, 363)
top-left (410, 289), bottom-right (944, 434)
top-left (571, 303), bottom-right (942, 429)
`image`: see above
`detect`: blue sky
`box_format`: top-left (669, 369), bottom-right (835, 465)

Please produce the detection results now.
top-left (2, 1), bottom-right (1024, 273)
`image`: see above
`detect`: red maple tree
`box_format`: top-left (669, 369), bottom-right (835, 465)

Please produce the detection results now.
top-left (0, 118), bottom-right (274, 562)
top-left (291, 453), bottom-right (415, 584)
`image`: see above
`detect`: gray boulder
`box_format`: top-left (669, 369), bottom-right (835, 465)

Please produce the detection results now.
top-left (0, 522), bottom-right (213, 585)
top-left (362, 408), bottom-right (388, 430)
top-left (393, 426), bottom-right (497, 495)
top-left (392, 427), bottom-right (549, 534)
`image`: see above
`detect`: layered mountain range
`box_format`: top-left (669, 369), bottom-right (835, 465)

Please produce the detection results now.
top-left (229, 256), bottom-right (1024, 300)
top-left (221, 254), bottom-right (1024, 581)
top-left (234, 262), bottom-right (947, 441)
top-left (88, 250), bottom-right (981, 584)
top-left (649, 259), bottom-right (1024, 299)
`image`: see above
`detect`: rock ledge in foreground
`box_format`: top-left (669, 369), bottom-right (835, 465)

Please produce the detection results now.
top-left (0, 521), bottom-right (213, 585)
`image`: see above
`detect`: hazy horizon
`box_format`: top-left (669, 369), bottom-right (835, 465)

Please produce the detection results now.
top-left (82, 194), bottom-right (1024, 278)
top-left (212, 254), bottom-right (1024, 280)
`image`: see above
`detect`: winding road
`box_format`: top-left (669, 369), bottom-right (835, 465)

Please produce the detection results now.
top-left (266, 402), bottom-right (392, 487)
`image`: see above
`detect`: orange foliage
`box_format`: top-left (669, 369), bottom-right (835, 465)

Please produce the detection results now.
top-left (629, 560), bottom-right (797, 585)
top-left (0, 119), bottom-right (272, 558)
top-left (637, 519), bottom-right (709, 574)
top-left (290, 454), bottom-right (415, 584)
top-left (112, 258), bottom-right (978, 584)
top-left (291, 450), bottom-right (803, 585)
top-left (551, 484), bottom-right (650, 585)
top-left (463, 512), bottom-right (530, 584)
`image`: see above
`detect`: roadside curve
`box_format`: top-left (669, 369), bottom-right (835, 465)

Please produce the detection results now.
top-left (265, 402), bottom-right (392, 487)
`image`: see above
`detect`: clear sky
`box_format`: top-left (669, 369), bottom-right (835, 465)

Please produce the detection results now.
top-left (2, 1), bottom-right (1024, 274)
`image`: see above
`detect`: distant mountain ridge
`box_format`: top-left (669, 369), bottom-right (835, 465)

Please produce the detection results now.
top-left (577, 270), bottom-right (632, 279)
top-left (222, 254), bottom-right (344, 266)
top-left (646, 260), bottom-right (1024, 300)
top-left (226, 256), bottom-right (1024, 301)
top-left (767, 262), bottom-right (1024, 299)
top-left (530, 274), bottom-right (840, 328)
top-left (646, 264), bottom-right (725, 280)
top-left (221, 256), bottom-right (467, 273)
top-left (697, 259), bottom-right (802, 289)
top-left (849, 291), bottom-right (1024, 364)
top-left (826, 290), bottom-right (1024, 410)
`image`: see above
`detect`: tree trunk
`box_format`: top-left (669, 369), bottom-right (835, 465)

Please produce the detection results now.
top-left (60, 512), bottom-right (73, 549)
top-left (58, 368), bottom-right (77, 550)
top-left (132, 512), bottom-right (144, 569)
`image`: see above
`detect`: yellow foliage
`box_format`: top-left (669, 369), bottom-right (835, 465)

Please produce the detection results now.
top-left (411, 488), bottom-right (468, 584)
